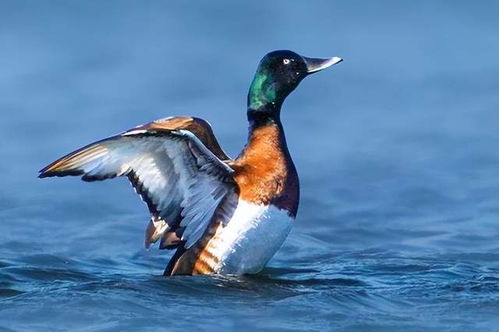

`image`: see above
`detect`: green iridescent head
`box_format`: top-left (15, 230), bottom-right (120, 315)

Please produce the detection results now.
top-left (247, 50), bottom-right (342, 113)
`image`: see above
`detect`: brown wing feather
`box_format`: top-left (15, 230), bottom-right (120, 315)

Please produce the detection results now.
top-left (134, 116), bottom-right (230, 161)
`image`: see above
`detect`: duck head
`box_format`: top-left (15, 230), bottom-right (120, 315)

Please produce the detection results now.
top-left (247, 50), bottom-right (342, 124)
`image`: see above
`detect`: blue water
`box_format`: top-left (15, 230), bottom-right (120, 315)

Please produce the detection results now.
top-left (1, 1), bottom-right (499, 330)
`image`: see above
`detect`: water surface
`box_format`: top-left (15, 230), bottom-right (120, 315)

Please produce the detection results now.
top-left (1, 1), bottom-right (499, 331)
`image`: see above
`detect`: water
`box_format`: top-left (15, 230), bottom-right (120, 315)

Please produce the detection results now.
top-left (1, 0), bottom-right (499, 330)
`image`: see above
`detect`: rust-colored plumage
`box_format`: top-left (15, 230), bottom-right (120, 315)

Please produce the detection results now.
top-left (138, 117), bottom-right (229, 161)
top-left (166, 221), bottom-right (223, 275)
top-left (231, 124), bottom-right (299, 217)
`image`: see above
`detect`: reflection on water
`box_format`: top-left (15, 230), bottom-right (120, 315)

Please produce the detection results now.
top-left (1, 0), bottom-right (499, 331)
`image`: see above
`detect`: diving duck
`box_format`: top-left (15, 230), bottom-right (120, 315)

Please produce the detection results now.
top-left (39, 50), bottom-right (342, 276)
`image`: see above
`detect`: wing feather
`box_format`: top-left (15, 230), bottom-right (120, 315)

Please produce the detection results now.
top-left (39, 117), bottom-right (235, 249)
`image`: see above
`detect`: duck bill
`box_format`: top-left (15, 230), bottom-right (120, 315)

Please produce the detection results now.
top-left (303, 56), bottom-right (343, 74)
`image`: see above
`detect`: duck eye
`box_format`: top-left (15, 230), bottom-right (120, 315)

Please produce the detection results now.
top-left (283, 59), bottom-right (290, 65)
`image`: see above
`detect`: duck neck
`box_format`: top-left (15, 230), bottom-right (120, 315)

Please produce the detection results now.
top-left (247, 102), bottom-right (282, 129)
top-left (247, 69), bottom-right (285, 128)
top-left (243, 103), bottom-right (290, 163)
top-left (244, 74), bottom-right (290, 161)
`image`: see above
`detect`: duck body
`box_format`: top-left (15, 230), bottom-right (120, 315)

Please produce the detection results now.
top-left (169, 121), bottom-right (299, 275)
top-left (39, 50), bottom-right (342, 276)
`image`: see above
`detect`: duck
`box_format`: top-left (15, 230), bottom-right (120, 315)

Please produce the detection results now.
top-left (39, 50), bottom-right (342, 276)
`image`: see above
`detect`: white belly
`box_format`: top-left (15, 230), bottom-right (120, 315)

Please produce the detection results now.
top-left (210, 200), bottom-right (293, 275)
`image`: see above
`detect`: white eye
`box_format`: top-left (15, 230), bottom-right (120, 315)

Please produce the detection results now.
top-left (283, 58), bottom-right (290, 65)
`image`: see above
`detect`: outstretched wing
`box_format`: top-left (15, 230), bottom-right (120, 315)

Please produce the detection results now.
top-left (39, 116), bottom-right (235, 249)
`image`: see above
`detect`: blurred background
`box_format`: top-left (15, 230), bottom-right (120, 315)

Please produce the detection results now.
top-left (1, 1), bottom-right (499, 331)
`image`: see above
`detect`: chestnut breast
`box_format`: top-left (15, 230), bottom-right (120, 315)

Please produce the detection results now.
top-left (229, 124), bottom-right (299, 217)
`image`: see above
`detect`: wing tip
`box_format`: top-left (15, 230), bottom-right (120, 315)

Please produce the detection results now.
top-left (38, 167), bottom-right (84, 179)
top-left (38, 171), bottom-right (49, 179)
